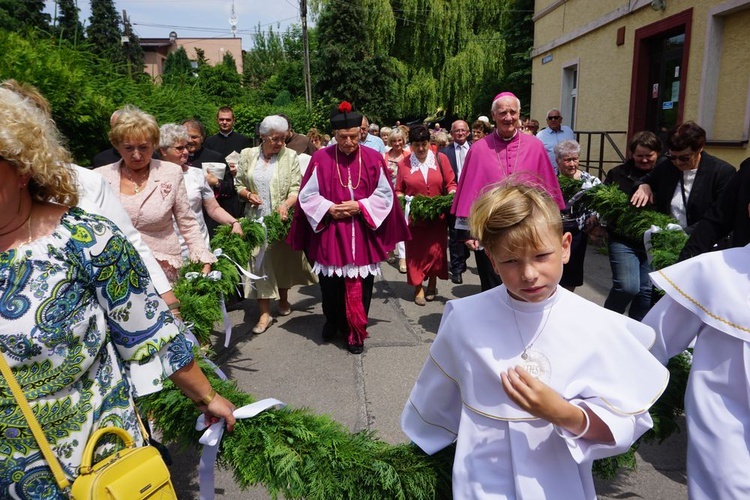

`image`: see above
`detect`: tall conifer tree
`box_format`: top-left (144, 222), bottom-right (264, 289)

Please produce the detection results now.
top-left (57, 0), bottom-right (84, 43)
top-left (0, 0), bottom-right (50, 31)
top-left (314, 0), bottom-right (396, 120)
top-left (87, 0), bottom-right (125, 65)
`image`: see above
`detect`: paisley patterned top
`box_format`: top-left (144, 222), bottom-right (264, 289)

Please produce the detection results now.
top-left (0, 208), bottom-right (193, 499)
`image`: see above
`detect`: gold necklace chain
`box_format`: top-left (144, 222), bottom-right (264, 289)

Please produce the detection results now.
top-left (123, 167), bottom-right (149, 194)
top-left (335, 147), bottom-right (362, 190)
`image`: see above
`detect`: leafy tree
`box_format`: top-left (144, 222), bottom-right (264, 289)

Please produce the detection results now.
top-left (56, 0), bottom-right (84, 43)
top-left (197, 62), bottom-right (242, 102)
top-left (162, 47), bottom-right (194, 84)
top-left (0, 0), bottom-right (50, 32)
top-left (87, 0), bottom-right (124, 66)
top-left (242, 24), bottom-right (314, 104)
top-left (313, 0), bottom-right (397, 121)
top-left (390, 0), bottom-right (510, 119)
top-left (0, 31), bottom-right (121, 164)
top-left (495, 0), bottom-right (535, 114)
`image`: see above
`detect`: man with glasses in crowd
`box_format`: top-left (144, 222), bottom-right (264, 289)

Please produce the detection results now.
top-left (537, 108), bottom-right (575, 173)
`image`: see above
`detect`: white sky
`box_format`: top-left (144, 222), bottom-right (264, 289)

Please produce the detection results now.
top-left (44, 0), bottom-right (305, 49)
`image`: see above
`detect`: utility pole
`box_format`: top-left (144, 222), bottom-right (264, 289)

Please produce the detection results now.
top-left (122, 9), bottom-right (132, 77)
top-left (301, 0), bottom-right (312, 110)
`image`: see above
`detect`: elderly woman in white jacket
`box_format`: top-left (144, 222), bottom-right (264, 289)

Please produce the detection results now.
top-left (235, 115), bottom-right (316, 334)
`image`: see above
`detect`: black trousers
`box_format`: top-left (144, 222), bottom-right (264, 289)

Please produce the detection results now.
top-left (318, 273), bottom-right (375, 337)
top-left (474, 249), bottom-right (502, 291)
top-left (448, 216), bottom-right (470, 275)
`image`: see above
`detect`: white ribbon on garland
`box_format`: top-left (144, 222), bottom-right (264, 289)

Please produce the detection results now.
top-left (403, 194), bottom-right (414, 221)
top-left (213, 248), bottom-right (266, 281)
top-left (195, 398), bottom-right (287, 500)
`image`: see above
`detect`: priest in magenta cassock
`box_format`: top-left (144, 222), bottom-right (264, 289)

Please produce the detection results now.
top-left (288, 102), bottom-right (410, 354)
top-left (451, 91), bottom-right (565, 291)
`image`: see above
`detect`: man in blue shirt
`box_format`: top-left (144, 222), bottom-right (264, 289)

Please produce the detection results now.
top-left (360, 115), bottom-right (386, 154)
top-left (536, 108), bottom-right (574, 173)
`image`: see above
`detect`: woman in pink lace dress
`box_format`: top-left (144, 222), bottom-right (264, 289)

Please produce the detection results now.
top-left (95, 106), bottom-right (216, 283)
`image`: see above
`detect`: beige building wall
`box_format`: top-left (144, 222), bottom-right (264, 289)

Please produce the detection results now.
top-left (531, 0), bottom-right (750, 170)
top-left (142, 37), bottom-right (243, 81)
top-left (178, 38), bottom-right (243, 74)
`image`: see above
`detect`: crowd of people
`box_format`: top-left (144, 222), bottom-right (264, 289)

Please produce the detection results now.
top-left (2, 78), bottom-right (749, 499)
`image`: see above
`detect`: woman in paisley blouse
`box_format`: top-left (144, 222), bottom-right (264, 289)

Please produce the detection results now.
top-left (235, 114), bottom-right (316, 335)
top-left (95, 106), bottom-right (217, 283)
top-left (0, 88), bottom-right (235, 499)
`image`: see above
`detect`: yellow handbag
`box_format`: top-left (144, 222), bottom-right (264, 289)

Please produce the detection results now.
top-left (70, 426), bottom-right (177, 499)
top-left (0, 352), bottom-right (177, 499)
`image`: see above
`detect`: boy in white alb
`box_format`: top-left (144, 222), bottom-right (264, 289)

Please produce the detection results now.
top-left (644, 246), bottom-right (750, 499)
top-left (401, 182), bottom-right (669, 499)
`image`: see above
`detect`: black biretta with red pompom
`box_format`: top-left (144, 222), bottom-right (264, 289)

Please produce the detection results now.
top-left (330, 101), bottom-right (362, 130)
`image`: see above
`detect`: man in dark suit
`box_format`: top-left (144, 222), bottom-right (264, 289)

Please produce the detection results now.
top-left (439, 119), bottom-right (471, 283)
top-left (204, 106), bottom-right (252, 159)
top-left (204, 106), bottom-right (251, 226)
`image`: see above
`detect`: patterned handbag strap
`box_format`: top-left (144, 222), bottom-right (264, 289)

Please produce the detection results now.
top-left (0, 352), bottom-right (71, 491)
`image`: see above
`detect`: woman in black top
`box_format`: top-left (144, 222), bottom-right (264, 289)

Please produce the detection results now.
top-left (602, 131), bottom-right (664, 320)
top-left (631, 121), bottom-right (734, 233)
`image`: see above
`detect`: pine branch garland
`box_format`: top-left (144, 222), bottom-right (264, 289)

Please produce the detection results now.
top-left (140, 362), bottom-right (454, 499)
top-left (399, 194), bottom-right (454, 221)
top-left (171, 211), bottom-right (293, 344)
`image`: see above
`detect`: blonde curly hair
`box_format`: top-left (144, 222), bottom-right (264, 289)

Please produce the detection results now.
top-left (0, 86), bottom-right (77, 205)
top-left (109, 104), bottom-right (160, 148)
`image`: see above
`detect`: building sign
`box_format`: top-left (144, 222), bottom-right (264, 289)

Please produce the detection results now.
top-left (542, 54), bottom-right (553, 65)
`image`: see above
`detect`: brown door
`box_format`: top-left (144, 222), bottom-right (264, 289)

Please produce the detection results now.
top-left (628, 9), bottom-right (692, 144)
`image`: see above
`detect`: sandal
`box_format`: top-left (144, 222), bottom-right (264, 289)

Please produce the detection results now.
top-left (278, 303), bottom-right (292, 316)
top-left (414, 288), bottom-right (426, 306)
top-left (252, 316), bottom-right (276, 335)
top-left (399, 259), bottom-right (407, 274)
top-left (425, 288), bottom-right (437, 302)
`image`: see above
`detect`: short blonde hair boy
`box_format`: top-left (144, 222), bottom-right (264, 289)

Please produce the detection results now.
top-left (469, 181), bottom-right (563, 256)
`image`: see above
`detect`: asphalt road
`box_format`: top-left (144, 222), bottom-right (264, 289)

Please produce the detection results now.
top-left (166, 244), bottom-right (688, 499)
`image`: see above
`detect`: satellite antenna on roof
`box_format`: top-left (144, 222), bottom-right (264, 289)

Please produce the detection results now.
top-left (229, 1), bottom-right (238, 38)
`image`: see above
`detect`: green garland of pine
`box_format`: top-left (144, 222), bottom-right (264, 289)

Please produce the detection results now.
top-left (399, 194), bottom-right (454, 221)
top-left (173, 211), bottom-right (293, 344)
top-left (140, 361), bottom-right (454, 499)
top-left (151, 187), bottom-right (689, 493)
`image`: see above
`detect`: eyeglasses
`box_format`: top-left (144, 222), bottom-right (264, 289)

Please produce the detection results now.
top-left (668, 153), bottom-right (694, 163)
top-left (547, 116), bottom-right (562, 121)
top-left (171, 145), bottom-right (188, 152)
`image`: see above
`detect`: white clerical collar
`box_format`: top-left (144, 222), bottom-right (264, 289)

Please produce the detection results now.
top-left (220, 130), bottom-right (233, 138)
top-left (497, 129), bottom-right (519, 142)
